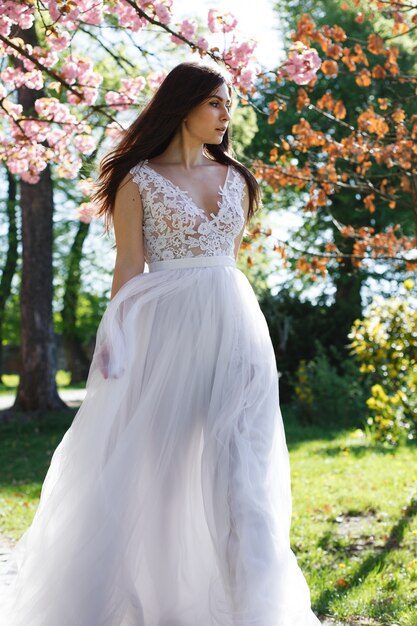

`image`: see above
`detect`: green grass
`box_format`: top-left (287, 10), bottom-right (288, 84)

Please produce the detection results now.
top-left (0, 371), bottom-right (88, 394)
top-left (0, 405), bottom-right (416, 624)
top-left (284, 409), bottom-right (417, 625)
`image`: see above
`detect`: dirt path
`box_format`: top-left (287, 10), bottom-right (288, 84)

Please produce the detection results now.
top-left (0, 531), bottom-right (14, 564)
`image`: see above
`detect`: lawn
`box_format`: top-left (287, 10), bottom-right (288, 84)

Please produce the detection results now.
top-left (0, 403), bottom-right (416, 625)
top-left (0, 371), bottom-right (86, 395)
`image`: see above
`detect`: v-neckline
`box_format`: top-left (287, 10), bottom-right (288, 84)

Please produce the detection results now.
top-left (143, 159), bottom-right (231, 222)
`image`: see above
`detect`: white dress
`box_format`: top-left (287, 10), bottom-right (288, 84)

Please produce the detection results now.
top-left (0, 160), bottom-right (322, 626)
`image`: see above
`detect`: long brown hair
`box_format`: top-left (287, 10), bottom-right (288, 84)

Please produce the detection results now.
top-left (92, 61), bottom-right (261, 234)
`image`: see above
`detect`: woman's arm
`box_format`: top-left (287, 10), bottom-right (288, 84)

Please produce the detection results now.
top-left (110, 174), bottom-right (145, 301)
top-left (234, 182), bottom-right (250, 260)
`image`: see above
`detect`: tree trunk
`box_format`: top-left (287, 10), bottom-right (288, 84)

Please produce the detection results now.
top-left (327, 256), bottom-right (363, 355)
top-left (0, 171), bottom-right (19, 383)
top-left (11, 24), bottom-right (66, 412)
top-left (61, 221), bottom-right (92, 383)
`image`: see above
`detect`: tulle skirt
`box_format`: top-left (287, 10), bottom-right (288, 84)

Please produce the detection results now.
top-left (0, 255), bottom-right (321, 626)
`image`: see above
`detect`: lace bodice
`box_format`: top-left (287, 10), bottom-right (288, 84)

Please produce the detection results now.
top-left (129, 159), bottom-right (246, 264)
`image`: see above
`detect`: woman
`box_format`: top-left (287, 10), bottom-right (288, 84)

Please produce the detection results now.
top-left (0, 61), bottom-right (322, 626)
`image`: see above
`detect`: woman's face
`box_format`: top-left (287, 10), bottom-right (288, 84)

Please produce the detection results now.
top-left (183, 82), bottom-right (232, 144)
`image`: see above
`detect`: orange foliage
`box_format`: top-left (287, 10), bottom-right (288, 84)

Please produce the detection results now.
top-left (372, 65), bottom-right (387, 79)
top-left (364, 193), bottom-right (376, 213)
top-left (321, 60), bottom-right (339, 76)
top-left (356, 68), bottom-right (372, 87)
top-left (384, 46), bottom-right (400, 76)
top-left (357, 108), bottom-right (389, 137)
top-left (253, 4), bottom-right (416, 277)
top-left (334, 101), bottom-right (347, 119)
top-left (267, 100), bottom-right (279, 124)
top-left (392, 108), bottom-right (405, 123)
top-left (324, 24), bottom-right (347, 43)
top-left (296, 88), bottom-right (310, 111)
top-left (377, 98), bottom-right (389, 110)
top-left (367, 34), bottom-right (385, 55)
top-left (341, 48), bottom-right (356, 71)
top-left (269, 147), bottom-right (278, 162)
top-left (292, 118), bottom-right (326, 149)
top-left (296, 255), bottom-right (329, 280)
top-left (292, 14), bottom-right (316, 44)
top-left (353, 44), bottom-right (369, 66)
top-left (316, 92), bottom-right (334, 111)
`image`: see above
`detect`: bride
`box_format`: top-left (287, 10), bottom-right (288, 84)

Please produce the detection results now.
top-left (0, 61), bottom-right (322, 626)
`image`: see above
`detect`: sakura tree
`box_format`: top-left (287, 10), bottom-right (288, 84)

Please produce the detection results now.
top-left (248, 0), bottom-right (417, 280)
top-left (0, 0), bottom-right (320, 411)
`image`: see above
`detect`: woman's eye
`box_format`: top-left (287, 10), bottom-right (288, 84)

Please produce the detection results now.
top-left (210, 101), bottom-right (231, 111)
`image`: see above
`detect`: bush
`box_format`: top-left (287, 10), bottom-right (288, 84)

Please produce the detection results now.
top-left (292, 342), bottom-right (368, 427)
top-left (348, 279), bottom-right (417, 446)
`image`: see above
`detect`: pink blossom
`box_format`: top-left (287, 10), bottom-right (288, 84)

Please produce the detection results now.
top-left (236, 64), bottom-right (261, 90)
top-left (208, 9), bottom-right (221, 33)
top-left (20, 172), bottom-right (41, 183)
top-left (78, 177), bottom-right (95, 196)
top-left (105, 91), bottom-right (131, 111)
top-left (281, 43), bottom-right (321, 85)
top-left (22, 57), bottom-right (36, 72)
top-left (6, 143), bottom-right (48, 181)
top-left (46, 128), bottom-right (67, 147)
top-left (60, 56), bottom-right (102, 104)
top-left (1, 67), bottom-right (42, 90)
top-left (74, 120), bottom-right (92, 134)
top-left (76, 58), bottom-right (94, 83)
top-left (35, 97), bottom-right (76, 124)
top-left (197, 36), bottom-right (209, 52)
top-left (2, 67), bottom-right (24, 87)
top-left (2, 100), bottom-right (23, 120)
top-left (223, 39), bottom-right (257, 70)
top-left (56, 152), bottom-right (83, 179)
top-left (153, 3), bottom-right (172, 25)
top-left (83, 1), bottom-right (104, 26)
top-left (221, 12), bottom-right (238, 33)
top-left (49, 31), bottom-right (71, 51)
top-left (147, 70), bottom-right (166, 91)
top-left (179, 19), bottom-right (197, 39)
top-left (208, 9), bottom-right (238, 34)
top-left (0, 16), bottom-right (12, 37)
top-left (73, 134), bottom-right (97, 154)
top-left (15, 120), bottom-right (50, 142)
top-left (33, 47), bottom-right (59, 69)
top-left (61, 60), bottom-right (78, 84)
top-left (47, 0), bottom-right (104, 29)
top-left (0, 1), bottom-right (34, 30)
top-left (80, 86), bottom-right (99, 105)
top-left (107, 2), bottom-right (147, 31)
top-left (171, 19), bottom-right (197, 44)
top-left (47, 0), bottom-right (61, 23)
top-left (75, 201), bottom-right (97, 224)
top-left (25, 69), bottom-right (44, 90)
top-left (105, 122), bottom-right (124, 140)
top-left (121, 76), bottom-right (146, 99)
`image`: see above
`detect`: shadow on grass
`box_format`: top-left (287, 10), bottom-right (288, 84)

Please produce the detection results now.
top-left (315, 496), bottom-right (417, 614)
top-left (317, 444), bottom-right (398, 458)
top-left (0, 409), bottom-right (77, 486)
top-left (281, 404), bottom-right (416, 457)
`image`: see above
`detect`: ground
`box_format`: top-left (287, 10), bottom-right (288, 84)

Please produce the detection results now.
top-left (0, 388), bottom-right (416, 625)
